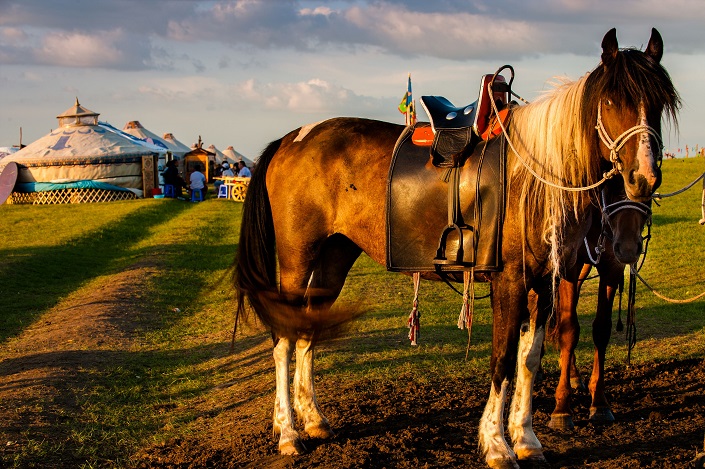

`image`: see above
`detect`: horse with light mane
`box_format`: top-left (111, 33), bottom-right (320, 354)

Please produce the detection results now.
top-left (235, 28), bottom-right (679, 468)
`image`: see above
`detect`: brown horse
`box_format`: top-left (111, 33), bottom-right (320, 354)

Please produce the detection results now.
top-left (235, 28), bottom-right (679, 468)
top-left (548, 175), bottom-right (653, 430)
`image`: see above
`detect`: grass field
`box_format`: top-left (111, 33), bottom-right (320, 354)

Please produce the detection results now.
top-left (0, 156), bottom-right (703, 468)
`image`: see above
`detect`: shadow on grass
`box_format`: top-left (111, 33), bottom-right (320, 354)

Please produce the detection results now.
top-left (0, 333), bottom-right (271, 468)
top-left (0, 202), bottom-right (195, 342)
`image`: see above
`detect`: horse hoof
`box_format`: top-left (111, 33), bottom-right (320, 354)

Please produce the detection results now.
top-left (305, 422), bottom-right (335, 439)
top-left (570, 376), bottom-right (586, 391)
top-left (548, 413), bottom-right (574, 430)
top-left (693, 452), bottom-right (705, 469)
top-left (516, 449), bottom-right (546, 463)
top-left (589, 406), bottom-right (615, 423)
top-left (486, 458), bottom-right (520, 469)
top-left (279, 437), bottom-right (306, 455)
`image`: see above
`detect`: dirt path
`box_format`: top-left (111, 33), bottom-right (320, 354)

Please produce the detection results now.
top-left (1, 261), bottom-right (704, 468)
top-left (0, 262), bottom-right (160, 466)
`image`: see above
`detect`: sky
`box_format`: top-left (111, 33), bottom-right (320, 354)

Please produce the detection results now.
top-left (1, 0), bottom-right (705, 160)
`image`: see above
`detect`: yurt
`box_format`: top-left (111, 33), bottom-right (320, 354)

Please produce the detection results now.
top-left (222, 146), bottom-right (254, 167)
top-left (206, 144), bottom-right (227, 165)
top-left (162, 133), bottom-right (191, 158)
top-left (122, 121), bottom-right (190, 188)
top-left (0, 99), bottom-right (165, 204)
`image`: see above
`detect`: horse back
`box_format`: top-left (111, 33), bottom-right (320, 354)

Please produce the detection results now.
top-left (266, 117), bottom-right (405, 265)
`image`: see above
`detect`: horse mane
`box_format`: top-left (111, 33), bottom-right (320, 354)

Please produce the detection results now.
top-left (508, 76), bottom-right (594, 275)
top-left (507, 46), bottom-right (680, 276)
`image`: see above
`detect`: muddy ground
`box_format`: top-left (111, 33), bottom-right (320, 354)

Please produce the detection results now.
top-left (134, 358), bottom-right (705, 469)
top-left (1, 263), bottom-right (704, 468)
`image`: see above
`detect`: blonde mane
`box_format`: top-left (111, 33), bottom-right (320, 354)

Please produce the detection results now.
top-left (506, 75), bottom-right (600, 275)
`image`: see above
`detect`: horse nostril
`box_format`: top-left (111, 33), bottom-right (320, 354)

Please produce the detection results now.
top-left (628, 169), bottom-right (637, 185)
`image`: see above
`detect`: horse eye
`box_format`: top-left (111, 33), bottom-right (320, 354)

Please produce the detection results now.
top-left (605, 99), bottom-right (613, 107)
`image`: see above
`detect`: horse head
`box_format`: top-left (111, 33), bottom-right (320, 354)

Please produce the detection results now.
top-left (600, 176), bottom-right (652, 265)
top-left (585, 28), bottom-right (680, 204)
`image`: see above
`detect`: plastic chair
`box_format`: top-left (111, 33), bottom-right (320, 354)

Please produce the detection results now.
top-left (164, 185), bottom-right (175, 198)
top-left (217, 184), bottom-right (229, 199)
top-left (191, 188), bottom-right (204, 202)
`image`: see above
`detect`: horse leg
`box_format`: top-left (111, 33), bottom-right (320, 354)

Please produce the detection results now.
top-left (570, 263), bottom-right (593, 391)
top-left (588, 260), bottom-right (620, 423)
top-left (549, 264), bottom-right (581, 430)
top-left (272, 336), bottom-right (305, 455)
top-left (479, 273), bottom-right (527, 469)
top-left (293, 335), bottom-right (334, 439)
top-left (509, 286), bottom-right (549, 462)
top-left (290, 235), bottom-right (360, 440)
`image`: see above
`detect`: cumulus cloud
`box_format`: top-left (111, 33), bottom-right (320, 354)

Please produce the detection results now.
top-left (235, 78), bottom-right (357, 112)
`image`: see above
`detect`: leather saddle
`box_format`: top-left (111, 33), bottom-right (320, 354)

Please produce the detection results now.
top-left (420, 72), bottom-right (511, 168)
top-left (386, 122), bottom-right (507, 272)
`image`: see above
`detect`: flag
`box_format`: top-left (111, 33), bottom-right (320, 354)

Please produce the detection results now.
top-left (398, 73), bottom-right (415, 125)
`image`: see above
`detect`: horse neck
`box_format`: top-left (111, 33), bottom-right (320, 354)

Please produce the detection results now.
top-left (506, 76), bottom-right (600, 275)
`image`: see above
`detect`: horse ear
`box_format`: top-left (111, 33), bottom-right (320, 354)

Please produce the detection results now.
top-left (645, 27), bottom-right (663, 63)
top-left (601, 28), bottom-right (619, 66)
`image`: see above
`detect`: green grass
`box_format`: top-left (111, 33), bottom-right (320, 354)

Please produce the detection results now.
top-left (0, 157), bottom-right (703, 467)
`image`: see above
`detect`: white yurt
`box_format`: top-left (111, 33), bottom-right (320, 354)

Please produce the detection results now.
top-left (122, 121), bottom-right (190, 188)
top-left (162, 133), bottom-right (191, 158)
top-left (206, 144), bottom-right (228, 165)
top-left (0, 99), bottom-right (165, 204)
top-left (222, 145), bottom-right (254, 167)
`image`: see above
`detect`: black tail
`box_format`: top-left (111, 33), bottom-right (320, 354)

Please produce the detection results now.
top-left (234, 138), bottom-right (282, 335)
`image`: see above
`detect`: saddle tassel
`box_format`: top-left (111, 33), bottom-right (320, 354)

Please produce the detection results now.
top-left (407, 272), bottom-right (421, 346)
top-left (458, 270), bottom-right (475, 358)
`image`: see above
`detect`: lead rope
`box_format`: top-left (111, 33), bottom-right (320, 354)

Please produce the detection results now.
top-left (408, 272), bottom-right (421, 345)
top-left (626, 264), bottom-right (638, 366)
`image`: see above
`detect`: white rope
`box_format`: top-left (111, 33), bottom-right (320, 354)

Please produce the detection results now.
top-left (489, 83), bottom-right (618, 192)
top-left (489, 83), bottom-right (663, 193)
top-left (630, 265), bottom-right (705, 304)
top-left (596, 104), bottom-right (663, 172)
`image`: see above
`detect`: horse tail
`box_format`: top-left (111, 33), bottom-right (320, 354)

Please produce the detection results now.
top-left (234, 138), bottom-right (281, 336)
top-left (233, 132), bottom-right (365, 341)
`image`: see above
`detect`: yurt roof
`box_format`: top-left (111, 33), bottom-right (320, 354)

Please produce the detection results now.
top-left (3, 121), bottom-right (164, 166)
top-left (162, 133), bottom-right (191, 155)
top-left (222, 145), bottom-right (254, 166)
top-left (122, 120), bottom-right (188, 157)
top-left (56, 98), bottom-right (100, 127)
top-left (206, 144), bottom-right (227, 164)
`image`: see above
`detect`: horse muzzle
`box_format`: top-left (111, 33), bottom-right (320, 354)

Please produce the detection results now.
top-left (612, 235), bottom-right (643, 265)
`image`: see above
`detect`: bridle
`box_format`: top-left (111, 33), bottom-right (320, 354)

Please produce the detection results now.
top-left (583, 185), bottom-right (652, 265)
top-left (596, 101), bottom-right (664, 175)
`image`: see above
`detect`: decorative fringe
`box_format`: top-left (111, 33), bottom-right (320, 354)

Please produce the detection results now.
top-left (407, 272), bottom-right (421, 345)
top-left (457, 270), bottom-right (474, 331)
top-left (458, 270), bottom-right (475, 359)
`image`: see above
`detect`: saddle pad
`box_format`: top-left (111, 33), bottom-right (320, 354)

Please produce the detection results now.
top-left (386, 123), bottom-right (505, 272)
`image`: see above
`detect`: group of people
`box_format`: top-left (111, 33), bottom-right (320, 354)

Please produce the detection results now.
top-left (161, 159), bottom-right (251, 200)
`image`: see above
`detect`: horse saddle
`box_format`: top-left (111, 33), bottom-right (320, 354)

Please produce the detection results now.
top-left (386, 122), bottom-right (506, 273)
top-left (420, 74), bottom-right (510, 168)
